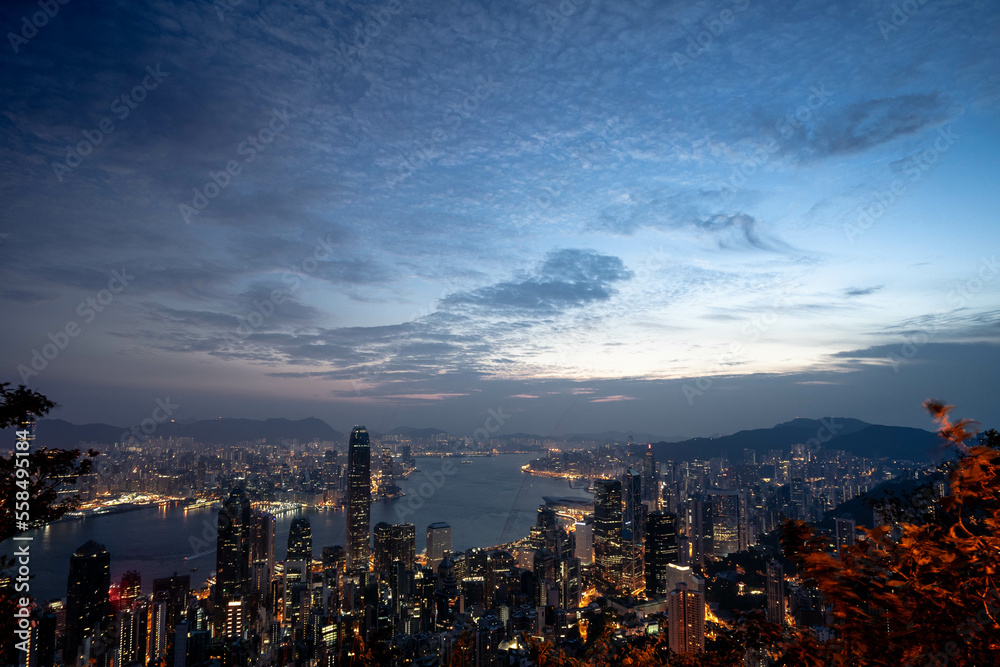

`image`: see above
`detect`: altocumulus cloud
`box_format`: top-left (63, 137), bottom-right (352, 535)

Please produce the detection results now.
top-left (441, 249), bottom-right (633, 316)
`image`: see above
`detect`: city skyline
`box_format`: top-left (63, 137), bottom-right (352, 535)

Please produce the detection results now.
top-left (1, 1), bottom-right (998, 438)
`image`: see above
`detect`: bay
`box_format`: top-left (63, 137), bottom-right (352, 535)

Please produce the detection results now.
top-left (7, 454), bottom-right (591, 602)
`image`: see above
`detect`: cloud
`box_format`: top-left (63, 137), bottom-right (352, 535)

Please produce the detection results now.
top-left (803, 94), bottom-right (952, 158)
top-left (441, 249), bottom-right (633, 316)
top-left (843, 285), bottom-right (885, 297)
top-left (589, 395), bottom-right (638, 403)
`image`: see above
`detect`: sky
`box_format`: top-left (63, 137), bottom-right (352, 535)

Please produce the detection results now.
top-left (1, 0), bottom-right (999, 440)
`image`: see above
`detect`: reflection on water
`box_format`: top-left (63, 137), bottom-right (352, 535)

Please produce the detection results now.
top-left (7, 453), bottom-right (591, 602)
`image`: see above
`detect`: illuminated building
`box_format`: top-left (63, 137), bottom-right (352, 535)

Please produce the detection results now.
top-left (644, 511), bottom-right (679, 597)
top-left (346, 426), bottom-right (371, 572)
top-left (213, 488), bottom-right (251, 636)
top-left (426, 522), bottom-right (452, 572)
top-left (766, 560), bottom-right (785, 625)
top-left (64, 540), bottom-right (110, 665)
top-left (593, 479), bottom-right (624, 591)
top-left (667, 582), bottom-right (704, 654)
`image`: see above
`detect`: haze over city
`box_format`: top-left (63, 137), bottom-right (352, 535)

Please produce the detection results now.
top-left (2, 0), bottom-right (998, 437)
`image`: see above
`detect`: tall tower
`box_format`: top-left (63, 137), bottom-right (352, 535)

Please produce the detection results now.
top-left (642, 444), bottom-right (659, 510)
top-left (834, 517), bottom-right (857, 557)
top-left (346, 426), bottom-right (371, 572)
top-left (593, 479), bottom-right (623, 590)
top-left (426, 522), bottom-right (452, 572)
top-left (214, 488), bottom-right (252, 635)
top-left (65, 540), bottom-right (111, 665)
top-left (391, 523), bottom-right (416, 571)
top-left (667, 582), bottom-right (705, 654)
top-left (250, 510), bottom-right (276, 620)
top-left (766, 560), bottom-right (785, 625)
top-left (644, 511), bottom-right (679, 598)
top-left (287, 516), bottom-right (313, 564)
top-left (373, 522), bottom-right (394, 576)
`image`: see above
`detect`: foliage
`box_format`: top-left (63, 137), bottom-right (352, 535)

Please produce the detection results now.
top-left (1, 383), bottom-right (98, 665)
top-left (774, 400), bottom-right (1000, 666)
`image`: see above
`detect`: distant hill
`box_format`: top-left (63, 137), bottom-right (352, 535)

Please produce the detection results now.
top-left (8, 415), bottom-right (943, 460)
top-left (21, 417), bottom-right (344, 448)
top-left (387, 426), bottom-right (451, 438)
top-left (650, 417), bottom-right (942, 463)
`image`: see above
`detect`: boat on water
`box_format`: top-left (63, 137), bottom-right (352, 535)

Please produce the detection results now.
top-left (461, 460), bottom-right (473, 464)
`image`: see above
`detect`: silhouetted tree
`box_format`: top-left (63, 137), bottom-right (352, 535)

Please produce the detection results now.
top-left (1, 383), bottom-right (99, 665)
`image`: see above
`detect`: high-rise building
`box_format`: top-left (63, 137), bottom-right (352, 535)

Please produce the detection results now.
top-left (391, 523), bottom-right (416, 571)
top-left (834, 517), bottom-right (857, 557)
top-left (426, 522), bottom-right (452, 572)
top-left (65, 540), bottom-right (111, 664)
top-left (373, 522), bottom-right (394, 576)
top-left (699, 489), bottom-right (746, 558)
top-left (644, 511), bottom-right (679, 598)
top-left (766, 560), bottom-right (785, 625)
top-left (152, 573), bottom-right (190, 630)
top-left (116, 571), bottom-right (141, 613)
top-left (623, 468), bottom-right (642, 542)
top-left (214, 488), bottom-right (252, 635)
top-left (148, 600), bottom-right (169, 660)
top-left (250, 510), bottom-right (275, 618)
top-left (346, 426), bottom-right (371, 572)
top-left (287, 516), bottom-right (313, 564)
top-left (573, 518), bottom-right (593, 565)
top-left (593, 479), bottom-right (624, 590)
top-left (642, 444), bottom-right (659, 510)
top-left (667, 582), bottom-right (705, 654)
top-left (117, 603), bottom-right (148, 667)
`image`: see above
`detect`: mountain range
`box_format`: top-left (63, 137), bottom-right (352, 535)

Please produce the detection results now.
top-left (648, 417), bottom-right (943, 463)
top-left (8, 416), bottom-right (944, 461)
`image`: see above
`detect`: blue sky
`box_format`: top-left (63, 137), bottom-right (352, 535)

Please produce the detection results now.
top-left (2, 0), bottom-right (998, 439)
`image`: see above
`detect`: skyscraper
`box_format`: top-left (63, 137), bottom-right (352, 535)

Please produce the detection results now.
top-left (373, 522), bottom-right (394, 576)
top-left (346, 426), bottom-right (371, 572)
top-left (766, 560), bottom-right (785, 625)
top-left (426, 522), bottom-right (452, 572)
top-left (65, 540), bottom-right (111, 665)
top-left (573, 518), bottom-right (593, 566)
top-left (667, 582), bottom-right (705, 654)
top-left (287, 516), bottom-right (313, 564)
top-left (644, 511), bottom-right (679, 598)
top-left (642, 444), bottom-right (659, 510)
top-left (391, 523), bottom-right (416, 571)
top-left (250, 510), bottom-right (275, 619)
top-left (623, 468), bottom-right (642, 542)
top-left (834, 516), bottom-right (857, 557)
top-left (593, 479), bottom-right (624, 590)
top-left (214, 488), bottom-right (252, 635)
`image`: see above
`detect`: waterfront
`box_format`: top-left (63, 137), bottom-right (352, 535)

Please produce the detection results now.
top-left (6, 454), bottom-right (591, 603)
